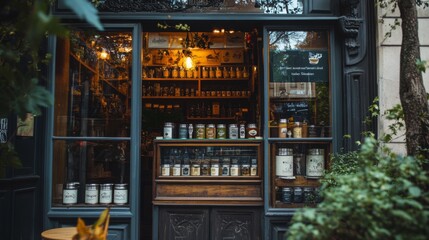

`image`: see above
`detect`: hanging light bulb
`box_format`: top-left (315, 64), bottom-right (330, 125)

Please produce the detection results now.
top-left (184, 56), bottom-right (194, 70)
top-left (100, 49), bottom-right (108, 60)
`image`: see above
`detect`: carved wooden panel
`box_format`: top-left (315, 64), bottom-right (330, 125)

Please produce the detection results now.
top-left (211, 208), bottom-right (261, 240)
top-left (159, 207), bottom-right (209, 240)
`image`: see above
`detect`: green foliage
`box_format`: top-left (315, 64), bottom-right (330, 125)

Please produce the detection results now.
top-left (64, 0), bottom-right (104, 31)
top-left (287, 137), bottom-right (429, 240)
top-left (0, 0), bottom-right (103, 177)
top-left (416, 59), bottom-right (427, 73)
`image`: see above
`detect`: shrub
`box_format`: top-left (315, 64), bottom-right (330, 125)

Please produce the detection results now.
top-left (287, 137), bottom-right (429, 240)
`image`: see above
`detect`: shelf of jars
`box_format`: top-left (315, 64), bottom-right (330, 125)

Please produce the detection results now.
top-left (269, 141), bottom-right (330, 209)
top-left (70, 53), bottom-right (98, 74)
top-left (152, 138), bottom-right (263, 206)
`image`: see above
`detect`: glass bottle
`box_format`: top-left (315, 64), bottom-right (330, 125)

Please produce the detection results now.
top-left (278, 118), bottom-right (288, 138)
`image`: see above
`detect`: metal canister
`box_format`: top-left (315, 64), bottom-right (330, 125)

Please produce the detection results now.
top-left (239, 124), bottom-right (246, 139)
top-left (250, 158), bottom-right (258, 176)
top-left (114, 184), bottom-right (128, 205)
top-left (163, 122), bottom-right (174, 139)
top-left (246, 123), bottom-right (258, 138)
top-left (306, 149), bottom-right (325, 177)
top-left (281, 187), bottom-right (293, 203)
top-left (206, 124), bottom-right (216, 139)
top-left (99, 183), bottom-right (114, 204)
top-left (178, 124), bottom-right (188, 139)
top-left (196, 124), bottom-right (205, 139)
top-left (85, 183), bottom-right (99, 204)
top-left (276, 148), bottom-right (294, 177)
top-left (303, 187), bottom-right (314, 203)
top-left (216, 124), bottom-right (226, 139)
top-left (63, 182), bottom-right (78, 205)
top-left (228, 124), bottom-right (238, 139)
top-left (221, 158), bottom-right (230, 176)
top-left (293, 187), bottom-right (304, 203)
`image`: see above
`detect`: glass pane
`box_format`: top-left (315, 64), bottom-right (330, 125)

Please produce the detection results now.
top-left (54, 30), bottom-right (132, 137)
top-left (268, 31), bottom-right (330, 138)
top-left (52, 140), bottom-right (130, 206)
top-left (158, 145), bottom-right (258, 177)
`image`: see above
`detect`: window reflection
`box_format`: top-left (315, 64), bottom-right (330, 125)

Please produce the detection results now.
top-left (268, 30), bottom-right (330, 137)
top-left (54, 30), bottom-right (132, 137)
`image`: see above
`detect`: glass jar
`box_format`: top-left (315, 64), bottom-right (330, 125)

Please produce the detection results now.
top-left (196, 124), bottom-right (205, 139)
top-left (191, 164), bottom-right (201, 176)
top-left (202, 67), bottom-right (208, 78)
top-left (293, 187), bottom-right (304, 203)
top-left (172, 164), bottom-right (181, 176)
top-left (162, 67), bottom-right (170, 78)
top-left (223, 67), bottom-right (230, 78)
top-left (216, 67), bottom-right (222, 78)
top-left (281, 187), bottom-right (293, 203)
top-left (206, 124), bottom-right (216, 139)
top-left (216, 124), bottom-right (226, 139)
top-left (239, 124), bottom-right (246, 139)
top-left (201, 161), bottom-right (210, 176)
top-left (228, 124), bottom-right (239, 139)
top-left (241, 164), bottom-right (250, 176)
top-left (246, 123), bottom-right (258, 138)
top-left (63, 183), bottom-right (78, 205)
top-left (85, 183), bottom-right (99, 204)
top-left (230, 164), bottom-right (240, 176)
top-left (221, 158), bottom-right (230, 176)
top-left (303, 187), bottom-right (314, 203)
top-left (172, 67), bottom-right (179, 78)
top-left (178, 124), bottom-right (188, 139)
top-left (250, 158), bottom-right (258, 176)
top-left (210, 163), bottom-right (220, 176)
top-left (99, 183), bottom-right (113, 204)
top-left (209, 67), bottom-right (215, 78)
top-left (188, 124), bottom-right (193, 139)
top-left (306, 149), bottom-right (325, 177)
top-left (293, 122), bottom-right (303, 138)
top-left (230, 67), bottom-right (236, 78)
top-left (179, 67), bottom-right (185, 78)
top-left (163, 122), bottom-right (174, 139)
top-left (308, 125), bottom-right (318, 137)
top-left (278, 118), bottom-right (288, 138)
top-left (114, 184), bottom-right (128, 205)
top-left (161, 163), bottom-right (171, 176)
top-left (181, 163), bottom-right (190, 176)
top-left (276, 148), bottom-right (294, 177)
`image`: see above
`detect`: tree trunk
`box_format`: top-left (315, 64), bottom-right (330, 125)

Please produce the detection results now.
top-left (398, 0), bottom-right (429, 160)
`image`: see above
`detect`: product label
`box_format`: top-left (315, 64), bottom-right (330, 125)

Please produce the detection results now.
top-left (276, 155), bottom-right (294, 177)
top-left (63, 189), bottom-right (77, 204)
top-left (306, 155), bottom-right (324, 177)
top-left (99, 190), bottom-right (112, 204)
top-left (114, 190), bottom-right (128, 204)
top-left (85, 190), bottom-right (98, 204)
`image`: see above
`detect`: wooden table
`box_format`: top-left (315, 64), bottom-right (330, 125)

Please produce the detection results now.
top-left (41, 227), bottom-right (77, 240)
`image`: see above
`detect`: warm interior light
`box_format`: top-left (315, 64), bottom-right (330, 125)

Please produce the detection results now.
top-left (213, 29), bottom-right (220, 34)
top-left (100, 50), bottom-right (108, 60)
top-left (229, 30), bottom-right (235, 34)
top-left (184, 56), bottom-right (194, 70)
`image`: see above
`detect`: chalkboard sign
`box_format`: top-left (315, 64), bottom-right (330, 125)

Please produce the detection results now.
top-left (270, 49), bottom-right (329, 83)
top-left (275, 101), bottom-right (311, 122)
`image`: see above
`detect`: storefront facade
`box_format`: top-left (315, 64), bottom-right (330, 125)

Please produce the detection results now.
top-left (1, 1), bottom-right (378, 240)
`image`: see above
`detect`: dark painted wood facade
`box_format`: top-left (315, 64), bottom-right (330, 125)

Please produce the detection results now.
top-left (0, 0), bottom-right (377, 239)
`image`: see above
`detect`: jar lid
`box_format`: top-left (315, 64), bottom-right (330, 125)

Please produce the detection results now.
top-left (229, 124), bottom-right (238, 127)
top-left (64, 183), bottom-right (78, 189)
top-left (217, 124), bottom-right (226, 127)
top-left (247, 123), bottom-right (256, 127)
top-left (115, 183), bottom-right (128, 189)
top-left (164, 122), bottom-right (174, 126)
top-left (279, 118), bottom-right (288, 123)
top-left (278, 148), bottom-right (293, 155)
top-left (196, 124), bottom-right (205, 127)
top-left (308, 148), bottom-right (324, 155)
top-left (207, 124), bottom-right (215, 127)
top-left (282, 187), bottom-right (292, 191)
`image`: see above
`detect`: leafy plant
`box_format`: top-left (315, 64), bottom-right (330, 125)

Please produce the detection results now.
top-left (287, 137), bottom-right (429, 240)
top-left (73, 208), bottom-right (110, 240)
top-left (0, 0), bottom-right (102, 178)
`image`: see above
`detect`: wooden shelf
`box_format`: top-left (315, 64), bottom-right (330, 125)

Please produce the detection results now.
top-left (70, 53), bottom-right (97, 74)
top-left (142, 96), bottom-right (249, 99)
top-left (142, 77), bottom-right (248, 81)
top-left (274, 176), bottom-right (321, 188)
